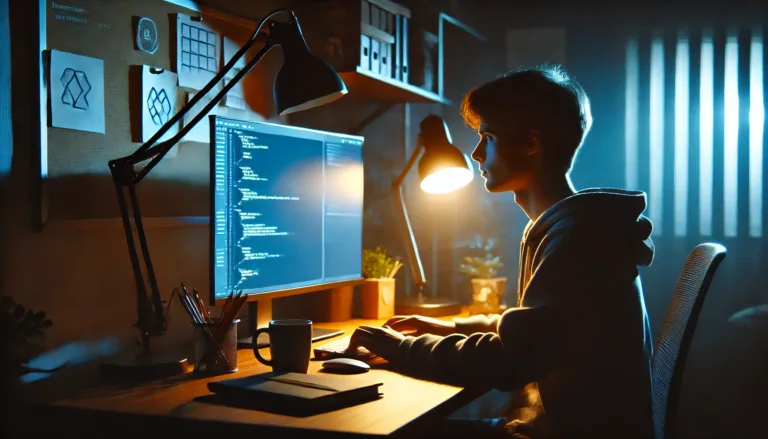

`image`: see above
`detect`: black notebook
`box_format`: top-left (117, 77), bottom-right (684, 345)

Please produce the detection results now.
top-left (207, 371), bottom-right (383, 415)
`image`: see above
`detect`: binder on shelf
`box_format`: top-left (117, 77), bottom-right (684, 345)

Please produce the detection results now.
top-left (360, 33), bottom-right (371, 71)
top-left (382, 8), bottom-right (393, 33)
top-left (399, 15), bottom-right (409, 83)
top-left (380, 41), bottom-right (392, 77)
top-left (370, 3), bottom-right (380, 29)
top-left (298, 0), bottom-right (428, 99)
top-left (370, 37), bottom-right (380, 75)
top-left (361, 0), bottom-right (370, 25)
top-left (394, 13), bottom-right (403, 81)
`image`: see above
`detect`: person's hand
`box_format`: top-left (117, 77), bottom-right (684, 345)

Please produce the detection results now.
top-left (383, 315), bottom-right (456, 337)
top-left (348, 325), bottom-right (405, 362)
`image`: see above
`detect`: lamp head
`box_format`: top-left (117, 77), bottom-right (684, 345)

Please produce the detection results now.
top-left (417, 115), bottom-right (473, 194)
top-left (271, 16), bottom-right (348, 115)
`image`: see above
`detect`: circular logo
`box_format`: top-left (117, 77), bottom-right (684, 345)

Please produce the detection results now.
top-left (136, 17), bottom-right (159, 55)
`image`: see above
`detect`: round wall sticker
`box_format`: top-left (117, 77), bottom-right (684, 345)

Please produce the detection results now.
top-left (136, 17), bottom-right (159, 55)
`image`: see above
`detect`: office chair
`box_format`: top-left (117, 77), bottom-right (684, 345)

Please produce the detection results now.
top-left (651, 243), bottom-right (727, 439)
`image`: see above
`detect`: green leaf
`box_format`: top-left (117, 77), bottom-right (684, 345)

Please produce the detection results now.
top-left (457, 235), bottom-right (504, 279)
top-left (362, 247), bottom-right (400, 278)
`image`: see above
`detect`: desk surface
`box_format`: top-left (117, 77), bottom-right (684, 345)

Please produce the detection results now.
top-left (46, 317), bottom-right (478, 437)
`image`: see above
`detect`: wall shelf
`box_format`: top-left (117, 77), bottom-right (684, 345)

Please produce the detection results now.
top-left (340, 67), bottom-right (450, 105)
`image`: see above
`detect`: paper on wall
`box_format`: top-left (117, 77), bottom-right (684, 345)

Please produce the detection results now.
top-left (176, 14), bottom-right (221, 90)
top-left (49, 50), bottom-right (105, 134)
top-left (182, 91), bottom-right (219, 143)
top-left (222, 36), bottom-right (246, 110)
top-left (141, 66), bottom-right (179, 143)
top-left (224, 95), bottom-right (247, 110)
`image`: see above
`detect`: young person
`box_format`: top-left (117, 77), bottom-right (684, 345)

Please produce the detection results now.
top-left (349, 65), bottom-right (655, 439)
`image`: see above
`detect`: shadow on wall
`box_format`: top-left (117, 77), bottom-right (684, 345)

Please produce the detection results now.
top-left (2, 174), bottom-right (211, 348)
top-left (3, 170), bottom-right (386, 351)
top-left (45, 173), bottom-right (210, 220)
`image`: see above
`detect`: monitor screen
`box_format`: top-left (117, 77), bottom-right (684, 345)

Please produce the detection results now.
top-left (210, 116), bottom-right (364, 301)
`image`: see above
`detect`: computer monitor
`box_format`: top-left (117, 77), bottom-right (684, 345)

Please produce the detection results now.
top-left (210, 115), bottom-right (364, 346)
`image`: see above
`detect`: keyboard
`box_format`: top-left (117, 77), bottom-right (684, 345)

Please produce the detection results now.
top-left (313, 336), bottom-right (377, 361)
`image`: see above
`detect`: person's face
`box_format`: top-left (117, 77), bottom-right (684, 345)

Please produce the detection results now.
top-left (470, 120), bottom-right (540, 192)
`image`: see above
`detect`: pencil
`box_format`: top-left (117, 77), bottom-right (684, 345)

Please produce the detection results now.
top-left (192, 287), bottom-right (212, 323)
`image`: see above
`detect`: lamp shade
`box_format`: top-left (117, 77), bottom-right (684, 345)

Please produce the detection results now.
top-left (417, 115), bottom-right (473, 194)
top-left (271, 17), bottom-right (348, 115)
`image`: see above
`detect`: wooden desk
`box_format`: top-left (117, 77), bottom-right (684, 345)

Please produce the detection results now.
top-left (34, 317), bottom-right (482, 438)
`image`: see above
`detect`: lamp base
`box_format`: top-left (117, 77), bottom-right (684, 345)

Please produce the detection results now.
top-left (100, 351), bottom-right (188, 381)
top-left (395, 295), bottom-right (462, 317)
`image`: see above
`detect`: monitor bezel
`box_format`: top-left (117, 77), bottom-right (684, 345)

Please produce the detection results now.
top-left (208, 115), bottom-right (365, 307)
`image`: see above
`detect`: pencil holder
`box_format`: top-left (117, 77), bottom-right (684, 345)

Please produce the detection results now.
top-left (361, 278), bottom-right (396, 319)
top-left (192, 318), bottom-right (239, 375)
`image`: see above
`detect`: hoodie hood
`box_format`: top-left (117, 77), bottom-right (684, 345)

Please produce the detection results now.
top-left (525, 188), bottom-right (655, 267)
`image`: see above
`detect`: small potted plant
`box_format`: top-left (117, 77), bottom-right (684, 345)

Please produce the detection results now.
top-left (458, 235), bottom-right (507, 315)
top-left (361, 247), bottom-right (403, 319)
top-left (0, 296), bottom-right (61, 378)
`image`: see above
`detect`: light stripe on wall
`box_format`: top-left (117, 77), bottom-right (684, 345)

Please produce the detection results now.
top-left (699, 33), bottom-right (714, 236)
top-left (649, 35), bottom-right (665, 235)
top-left (749, 31), bottom-right (764, 238)
top-left (625, 38), bottom-right (640, 191)
top-left (674, 34), bottom-right (690, 237)
top-left (723, 32), bottom-right (739, 238)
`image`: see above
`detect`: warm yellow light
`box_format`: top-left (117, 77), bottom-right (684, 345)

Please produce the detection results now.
top-left (420, 167), bottom-right (473, 194)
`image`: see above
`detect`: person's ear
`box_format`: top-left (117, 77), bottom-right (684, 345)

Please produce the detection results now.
top-left (524, 130), bottom-right (542, 156)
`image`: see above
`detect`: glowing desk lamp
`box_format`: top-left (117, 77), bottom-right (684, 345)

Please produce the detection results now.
top-left (103, 9), bottom-right (347, 379)
top-left (393, 115), bottom-right (474, 317)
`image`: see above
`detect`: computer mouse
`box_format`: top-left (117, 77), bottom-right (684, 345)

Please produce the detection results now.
top-left (321, 357), bottom-right (370, 374)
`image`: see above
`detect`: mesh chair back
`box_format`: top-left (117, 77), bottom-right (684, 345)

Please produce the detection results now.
top-left (651, 243), bottom-right (727, 439)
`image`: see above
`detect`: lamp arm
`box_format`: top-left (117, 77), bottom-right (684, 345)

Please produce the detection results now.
top-left (106, 8), bottom-right (294, 342)
top-left (393, 140), bottom-right (423, 188)
top-left (392, 143), bottom-right (426, 292)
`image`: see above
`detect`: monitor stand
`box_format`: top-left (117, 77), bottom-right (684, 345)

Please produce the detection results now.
top-left (237, 298), bottom-right (344, 349)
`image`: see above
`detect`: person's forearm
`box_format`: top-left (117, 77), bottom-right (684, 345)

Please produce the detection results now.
top-left (396, 306), bottom-right (558, 390)
top-left (395, 331), bottom-right (537, 390)
top-left (453, 314), bottom-right (502, 335)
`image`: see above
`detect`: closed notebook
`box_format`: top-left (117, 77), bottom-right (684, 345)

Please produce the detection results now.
top-left (207, 371), bottom-right (383, 413)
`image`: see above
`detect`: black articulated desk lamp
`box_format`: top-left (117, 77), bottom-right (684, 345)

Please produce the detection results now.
top-left (102, 8), bottom-right (347, 379)
top-left (393, 115), bottom-right (474, 317)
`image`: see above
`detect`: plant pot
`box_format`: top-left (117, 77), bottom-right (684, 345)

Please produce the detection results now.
top-left (361, 278), bottom-right (396, 320)
top-left (469, 277), bottom-right (507, 315)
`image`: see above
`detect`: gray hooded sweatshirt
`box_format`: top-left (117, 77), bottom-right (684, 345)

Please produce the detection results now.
top-left (396, 189), bottom-right (655, 438)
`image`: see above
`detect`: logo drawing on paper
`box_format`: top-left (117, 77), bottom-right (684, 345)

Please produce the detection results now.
top-left (147, 87), bottom-right (172, 126)
top-left (60, 68), bottom-right (91, 110)
top-left (180, 23), bottom-right (218, 74)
